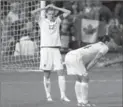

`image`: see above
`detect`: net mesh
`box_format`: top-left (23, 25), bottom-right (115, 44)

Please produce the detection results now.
top-left (0, 0), bottom-right (43, 72)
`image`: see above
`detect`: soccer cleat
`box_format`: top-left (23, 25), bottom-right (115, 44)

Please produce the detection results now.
top-left (47, 96), bottom-right (53, 102)
top-left (77, 103), bottom-right (82, 106)
top-left (61, 96), bottom-right (70, 102)
top-left (81, 102), bottom-right (96, 107)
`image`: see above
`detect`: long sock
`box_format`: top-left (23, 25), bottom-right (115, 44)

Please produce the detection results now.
top-left (81, 82), bottom-right (89, 104)
top-left (75, 81), bottom-right (82, 103)
top-left (43, 76), bottom-right (51, 98)
top-left (58, 76), bottom-right (66, 98)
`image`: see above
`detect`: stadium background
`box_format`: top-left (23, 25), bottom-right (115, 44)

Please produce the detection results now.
top-left (0, 0), bottom-right (122, 107)
top-left (0, 0), bottom-right (123, 72)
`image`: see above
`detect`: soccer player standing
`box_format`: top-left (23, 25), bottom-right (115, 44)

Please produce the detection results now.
top-left (65, 36), bottom-right (113, 106)
top-left (31, 4), bottom-right (71, 102)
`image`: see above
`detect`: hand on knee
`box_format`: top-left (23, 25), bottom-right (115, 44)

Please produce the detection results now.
top-left (57, 70), bottom-right (64, 76)
top-left (44, 70), bottom-right (51, 79)
top-left (82, 73), bottom-right (89, 83)
top-left (75, 75), bottom-right (83, 83)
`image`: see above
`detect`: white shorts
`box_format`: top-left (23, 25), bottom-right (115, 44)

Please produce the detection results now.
top-left (40, 48), bottom-right (63, 71)
top-left (65, 52), bottom-right (87, 76)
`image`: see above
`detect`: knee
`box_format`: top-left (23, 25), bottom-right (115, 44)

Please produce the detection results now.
top-left (57, 69), bottom-right (65, 76)
top-left (75, 75), bottom-right (83, 82)
top-left (82, 73), bottom-right (89, 83)
top-left (44, 70), bottom-right (51, 79)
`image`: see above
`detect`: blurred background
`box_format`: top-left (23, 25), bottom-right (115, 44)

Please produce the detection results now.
top-left (0, 0), bottom-right (123, 70)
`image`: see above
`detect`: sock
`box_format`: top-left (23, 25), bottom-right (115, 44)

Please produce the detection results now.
top-left (58, 76), bottom-right (66, 98)
top-left (75, 81), bottom-right (82, 103)
top-left (81, 82), bottom-right (89, 104)
top-left (43, 76), bottom-right (51, 98)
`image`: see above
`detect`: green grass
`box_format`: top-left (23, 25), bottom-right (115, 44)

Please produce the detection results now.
top-left (0, 67), bottom-right (122, 107)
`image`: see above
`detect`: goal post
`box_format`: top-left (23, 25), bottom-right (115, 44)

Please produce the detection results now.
top-left (0, 8), bottom-right (2, 107)
top-left (40, 1), bottom-right (46, 17)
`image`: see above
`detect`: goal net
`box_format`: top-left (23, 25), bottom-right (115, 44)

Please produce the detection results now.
top-left (0, 0), bottom-right (47, 72)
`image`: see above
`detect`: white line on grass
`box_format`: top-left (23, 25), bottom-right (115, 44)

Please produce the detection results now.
top-left (2, 79), bottom-right (122, 84)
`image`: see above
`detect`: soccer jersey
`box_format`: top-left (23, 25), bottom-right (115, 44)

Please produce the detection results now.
top-left (65, 42), bottom-right (109, 75)
top-left (38, 16), bottom-right (62, 47)
top-left (69, 42), bottom-right (109, 64)
top-left (14, 36), bottom-right (37, 56)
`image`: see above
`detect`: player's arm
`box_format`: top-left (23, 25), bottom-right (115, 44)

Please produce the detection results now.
top-left (31, 5), bottom-right (50, 21)
top-left (100, 57), bottom-right (123, 67)
top-left (31, 5), bottom-right (50, 15)
top-left (86, 52), bottom-right (104, 71)
top-left (87, 45), bottom-right (109, 70)
top-left (50, 4), bottom-right (71, 18)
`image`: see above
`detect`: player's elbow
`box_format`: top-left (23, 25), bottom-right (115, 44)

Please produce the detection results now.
top-left (63, 11), bottom-right (71, 18)
top-left (98, 52), bottom-right (104, 59)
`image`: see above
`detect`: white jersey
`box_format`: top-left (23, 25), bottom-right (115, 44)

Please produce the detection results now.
top-left (68, 42), bottom-right (109, 64)
top-left (38, 16), bottom-right (62, 47)
top-left (14, 36), bottom-right (37, 56)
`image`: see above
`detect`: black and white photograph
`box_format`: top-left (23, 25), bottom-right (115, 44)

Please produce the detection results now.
top-left (0, 0), bottom-right (122, 107)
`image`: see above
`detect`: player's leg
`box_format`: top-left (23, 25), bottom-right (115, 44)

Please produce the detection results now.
top-left (40, 48), bottom-right (53, 101)
top-left (81, 72), bottom-right (89, 104)
top-left (80, 60), bottom-right (95, 107)
top-left (57, 69), bottom-right (70, 102)
top-left (43, 70), bottom-right (52, 101)
top-left (81, 78), bottom-right (95, 107)
top-left (74, 75), bottom-right (83, 106)
top-left (65, 53), bottom-right (83, 104)
top-left (74, 55), bottom-right (89, 106)
top-left (53, 49), bottom-right (70, 102)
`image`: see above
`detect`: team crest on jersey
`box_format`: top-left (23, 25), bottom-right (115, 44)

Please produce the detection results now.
top-left (49, 22), bottom-right (57, 30)
top-left (44, 64), bottom-right (46, 67)
top-left (49, 25), bottom-right (55, 30)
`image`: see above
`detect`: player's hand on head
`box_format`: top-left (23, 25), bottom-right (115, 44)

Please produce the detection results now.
top-left (45, 4), bottom-right (52, 9)
top-left (46, 4), bottom-right (54, 8)
top-left (50, 4), bottom-right (54, 6)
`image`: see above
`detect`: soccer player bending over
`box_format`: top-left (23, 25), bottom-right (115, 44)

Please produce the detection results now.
top-left (64, 36), bottom-right (113, 107)
top-left (31, 4), bottom-right (71, 102)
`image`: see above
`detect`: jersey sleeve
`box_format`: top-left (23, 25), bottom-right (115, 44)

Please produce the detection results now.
top-left (37, 16), bottom-right (45, 25)
top-left (35, 14), bottom-right (45, 24)
top-left (57, 14), bottom-right (64, 23)
top-left (99, 45), bottom-right (109, 55)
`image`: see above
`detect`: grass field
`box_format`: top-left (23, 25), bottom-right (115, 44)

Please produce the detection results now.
top-left (0, 66), bottom-right (122, 107)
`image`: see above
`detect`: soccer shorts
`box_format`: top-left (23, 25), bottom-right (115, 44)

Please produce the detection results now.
top-left (65, 52), bottom-right (87, 76)
top-left (40, 48), bottom-right (63, 71)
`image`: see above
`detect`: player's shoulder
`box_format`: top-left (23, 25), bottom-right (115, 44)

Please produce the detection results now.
top-left (99, 42), bottom-right (108, 47)
top-left (42, 17), bottom-right (48, 22)
top-left (92, 42), bottom-right (107, 50)
top-left (98, 42), bottom-right (108, 49)
top-left (99, 42), bottom-right (109, 54)
top-left (37, 16), bottom-right (45, 24)
top-left (55, 15), bottom-right (65, 23)
top-left (96, 41), bottom-right (106, 47)
top-left (90, 42), bottom-right (102, 47)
